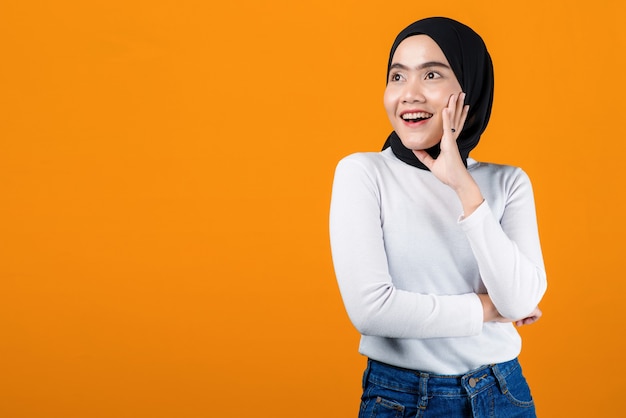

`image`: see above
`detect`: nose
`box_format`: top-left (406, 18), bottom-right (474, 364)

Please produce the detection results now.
top-left (402, 79), bottom-right (425, 103)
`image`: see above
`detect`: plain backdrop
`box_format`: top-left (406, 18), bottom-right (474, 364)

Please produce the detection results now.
top-left (1, 0), bottom-right (625, 416)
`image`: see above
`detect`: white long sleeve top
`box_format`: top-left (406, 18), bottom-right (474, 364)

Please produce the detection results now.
top-left (329, 148), bottom-right (547, 374)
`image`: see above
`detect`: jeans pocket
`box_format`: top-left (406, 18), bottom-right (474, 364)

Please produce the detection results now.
top-left (359, 384), bottom-right (406, 418)
top-left (498, 365), bottom-right (535, 408)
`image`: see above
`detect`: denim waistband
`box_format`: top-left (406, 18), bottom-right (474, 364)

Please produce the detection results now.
top-left (365, 358), bottom-right (521, 397)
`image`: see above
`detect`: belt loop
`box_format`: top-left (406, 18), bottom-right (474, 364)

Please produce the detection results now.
top-left (418, 372), bottom-right (429, 410)
top-left (492, 363), bottom-right (508, 395)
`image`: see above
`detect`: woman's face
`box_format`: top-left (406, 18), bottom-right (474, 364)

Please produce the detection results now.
top-left (384, 35), bottom-right (462, 151)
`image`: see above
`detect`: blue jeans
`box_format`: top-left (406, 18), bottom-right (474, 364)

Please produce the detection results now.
top-left (359, 358), bottom-right (536, 417)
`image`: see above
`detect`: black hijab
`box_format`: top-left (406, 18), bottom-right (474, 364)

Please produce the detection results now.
top-left (382, 17), bottom-right (494, 170)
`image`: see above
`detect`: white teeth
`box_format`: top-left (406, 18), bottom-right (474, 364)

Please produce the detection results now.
top-left (402, 112), bottom-right (433, 120)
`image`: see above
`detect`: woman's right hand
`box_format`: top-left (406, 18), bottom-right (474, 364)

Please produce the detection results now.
top-left (477, 293), bottom-right (508, 323)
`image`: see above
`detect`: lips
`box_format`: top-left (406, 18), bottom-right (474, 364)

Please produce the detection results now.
top-left (400, 111), bottom-right (433, 124)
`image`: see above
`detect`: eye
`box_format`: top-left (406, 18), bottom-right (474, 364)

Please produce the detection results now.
top-left (389, 72), bottom-right (404, 82)
top-left (425, 71), bottom-right (441, 80)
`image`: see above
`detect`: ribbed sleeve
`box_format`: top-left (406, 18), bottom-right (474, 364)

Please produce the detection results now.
top-left (330, 156), bottom-right (484, 339)
top-left (328, 149), bottom-right (547, 373)
top-left (459, 171), bottom-right (547, 319)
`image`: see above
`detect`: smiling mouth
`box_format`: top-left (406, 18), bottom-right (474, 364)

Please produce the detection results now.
top-left (401, 112), bottom-right (433, 123)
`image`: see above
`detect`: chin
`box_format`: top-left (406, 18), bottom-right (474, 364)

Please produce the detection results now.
top-left (398, 136), bottom-right (439, 151)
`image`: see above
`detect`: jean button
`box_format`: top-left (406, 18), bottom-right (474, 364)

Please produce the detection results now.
top-left (468, 377), bottom-right (477, 388)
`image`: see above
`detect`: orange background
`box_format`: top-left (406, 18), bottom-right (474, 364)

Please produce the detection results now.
top-left (1, 1), bottom-right (624, 417)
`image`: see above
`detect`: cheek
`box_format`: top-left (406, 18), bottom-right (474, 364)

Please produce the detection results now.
top-left (383, 88), bottom-right (396, 115)
top-left (436, 84), bottom-right (463, 105)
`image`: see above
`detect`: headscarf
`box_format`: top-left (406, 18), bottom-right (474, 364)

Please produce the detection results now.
top-left (382, 17), bottom-right (494, 170)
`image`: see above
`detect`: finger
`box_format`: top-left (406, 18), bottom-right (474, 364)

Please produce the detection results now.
top-left (448, 92), bottom-right (459, 112)
top-left (441, 108), bottom-right (456, 149)
top-left (446, 93), bottom-right (459, 127)
top-left (515, 317), bottom-right (534, 326)
top-left (515, 308), bottom-right (543, 326)
top-left (452, 93), bottom-right (468, 134)
top-left (441, 106), bottom-right (459, 141)
top-left (457, 104), bottom-right (469, 133)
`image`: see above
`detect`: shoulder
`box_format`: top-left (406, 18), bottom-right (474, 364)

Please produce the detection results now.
top-left (337, 148), bottom-right (402, 170)
top-left (469, 160), bottom-right (536, 209)
top-left (334, 149), bottom-right (398, 178)
top-left (469, 159), bottom-right (531, 185)
top-left (337, 151), bottom-right (387, 167)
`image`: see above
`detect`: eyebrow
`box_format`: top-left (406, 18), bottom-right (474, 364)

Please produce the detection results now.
top-left (389, 61), bottom-right (451, 71)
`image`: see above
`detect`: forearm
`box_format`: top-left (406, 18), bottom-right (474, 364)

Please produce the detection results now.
top-left (331, 204), bottom-right (485, 338)
top-left (333, 259), bottom-right (485, 338)
top-left (461, 201), bottom-right (547, 319)
top-left (330, 157), bottom-right (485, 339)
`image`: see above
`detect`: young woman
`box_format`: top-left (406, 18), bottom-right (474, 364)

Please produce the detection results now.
top-left (329, 17), bottom-right (547, 417)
